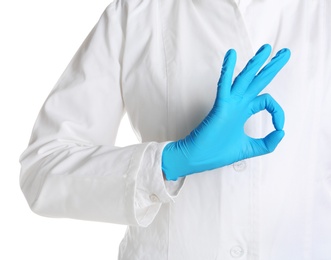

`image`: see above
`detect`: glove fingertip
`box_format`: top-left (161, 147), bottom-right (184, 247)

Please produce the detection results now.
top-left (272, 48), bottom-right (291, 69)
top-left (256, 43), bottom-right (272, 56)
top-left (277, 48), bottom-right (291, 59)
top-left (273, 110), bottom-right (285, 130)
top-left (264, 130), bottom-right (285, 153)
top-left (222, 49), bottom-right (237, 68)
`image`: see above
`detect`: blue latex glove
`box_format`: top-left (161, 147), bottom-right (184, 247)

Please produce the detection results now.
top-left (162, 44), bottom-right (291, 181)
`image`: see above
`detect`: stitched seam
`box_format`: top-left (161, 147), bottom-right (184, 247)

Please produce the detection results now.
top-left (158, 1), bottom-right (171, 259)
top-left (159, 0), bottom-right (170, 139)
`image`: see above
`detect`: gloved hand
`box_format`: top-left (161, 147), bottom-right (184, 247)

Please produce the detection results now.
top-left (162, 44), bottom-right (291, 181)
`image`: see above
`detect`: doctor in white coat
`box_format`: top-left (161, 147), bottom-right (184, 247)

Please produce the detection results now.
top-left (20, 0), bottom-right (331, 259)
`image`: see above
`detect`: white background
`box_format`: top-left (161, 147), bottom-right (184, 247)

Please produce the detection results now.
top-left (0, 1), bottom-right (138, 259)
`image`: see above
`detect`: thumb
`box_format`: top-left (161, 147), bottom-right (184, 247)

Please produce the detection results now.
top-left (249, 130), bottom-right (285, 157)
top-left (263, 130), bottom-right (285, 153)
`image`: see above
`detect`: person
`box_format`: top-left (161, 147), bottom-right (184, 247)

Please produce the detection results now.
top-left (19, 0), bottom-right (331, 259)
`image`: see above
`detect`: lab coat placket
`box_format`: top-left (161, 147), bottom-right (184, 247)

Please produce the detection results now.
top-left (160, 0), bottom-right (262, 258)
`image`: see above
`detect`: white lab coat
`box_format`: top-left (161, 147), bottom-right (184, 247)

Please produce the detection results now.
top-left (20, 0), bottom-right (331, 259)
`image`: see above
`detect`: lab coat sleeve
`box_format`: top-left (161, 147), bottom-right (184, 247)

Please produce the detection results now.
top-left (19, 2), bottom-right (185, 227)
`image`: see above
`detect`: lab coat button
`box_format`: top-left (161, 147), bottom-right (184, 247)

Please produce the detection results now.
top-left (233, 160), bottom-right (247, 172)
top-left (230, 246), bottom-right (244, 258)
top-left (149, 194), bottom-right (160, 203)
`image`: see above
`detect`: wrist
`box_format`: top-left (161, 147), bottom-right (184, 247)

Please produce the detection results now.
top-left (162, 140), bottom-right (197, 180)
top-left (161, 142), bottom-right (181, 181)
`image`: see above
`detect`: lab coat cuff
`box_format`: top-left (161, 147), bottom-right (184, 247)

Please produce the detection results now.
top-left (132, 142), bottom-right (185, 227)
